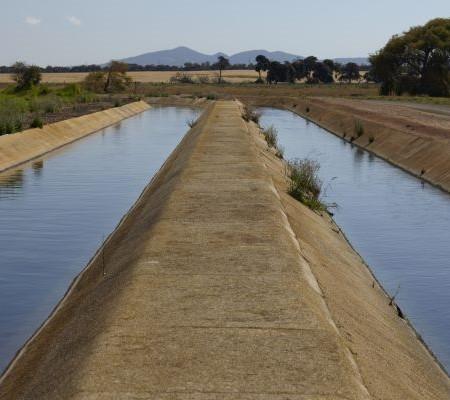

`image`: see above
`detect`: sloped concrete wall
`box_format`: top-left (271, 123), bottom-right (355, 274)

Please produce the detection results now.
top-left (0, 101), bottom-right (151, 173)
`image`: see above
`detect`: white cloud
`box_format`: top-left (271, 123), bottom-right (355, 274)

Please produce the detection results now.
top-left (25, 16), bottom-right (41, 25)
top-left (67, 16), bottom-right (81, 26)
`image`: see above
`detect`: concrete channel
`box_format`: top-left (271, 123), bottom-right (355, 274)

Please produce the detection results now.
top-left (0, 101), bottom-right (448, 399)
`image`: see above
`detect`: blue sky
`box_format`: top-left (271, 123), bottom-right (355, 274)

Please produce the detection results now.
top-left (2, 0), bottom-right (449, 66)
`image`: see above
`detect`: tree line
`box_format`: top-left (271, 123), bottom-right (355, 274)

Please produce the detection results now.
top-left (254, 55), bottom-right (363, 84)
top-left (370, 18), bottom-right (449, 97)
top-left (0, 62), bottom-right (254, 74)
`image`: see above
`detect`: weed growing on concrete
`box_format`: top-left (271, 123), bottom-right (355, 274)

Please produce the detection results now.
top-left (242, 105), bottom-right (261, 124)
top-left (275, 145), bottom-right (284, 159)
top-left (187, 118), bottom-right (198, 128)
top-left (287, 158), bottom-right (327, 212)
top-left (262, 125), bottom-right (278, 148)
top-left (354, 120), bottom-right (364, 137)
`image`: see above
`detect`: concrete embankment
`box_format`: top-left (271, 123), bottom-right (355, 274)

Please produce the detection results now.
top-left (0, 101), bottom-right (448, 399)
top-left (0, 101), bottom-right (150, 173)
top-left (249, 96), bottom-right (450, 193)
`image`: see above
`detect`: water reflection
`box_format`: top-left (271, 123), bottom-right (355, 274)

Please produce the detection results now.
top-left (31, 160), bottom-right (44, 176)
top-left (0, 169), bottom-right (24, 188)
top-left (259, 107), bottom-right (450, 372)
top-left (0, 106), bottom-right (199, 372)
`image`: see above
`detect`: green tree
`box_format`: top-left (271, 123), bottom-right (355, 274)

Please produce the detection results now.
top-left (104, 61), bottom-right (132, 92)
top-left (303, 56), bottom-right (318, 80)
top-left (312, 62), bottom-right (334, 83)
top-left (255, 55), bottom-right (270, 83)
top-left (12, 62), bottom-right (42, 90)
top-left (370, 18), bottom-right (450, 96)
top-left (214, 56), bottom-right (230, 84)
top-left (84, 71), bottom-right (107, 92)
top-left (340, 62), bottom-right (360, 83)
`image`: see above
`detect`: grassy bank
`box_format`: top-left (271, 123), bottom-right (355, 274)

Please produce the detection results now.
top-left (0, 83), bottom-right (135, 135)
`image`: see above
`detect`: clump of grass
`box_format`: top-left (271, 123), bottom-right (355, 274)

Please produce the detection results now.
top-left (187, 118), bottom-right (198, 128)
top-left (0, 97), bottom-right (27, 135)
top-left (30, 95), bottom-right (63, 114)
top-left (206, 94), bottom-right (217, 100)
top-left (275, 145), bottom-right (284, 159)
top-left (287, 158), bottom-right (327, 212)
top-left (242, 105), bottom-right (261, 123)
top-left (262, 125), bottom-right (278, 148)
top-left (30, 116), bottom-right (43, 129)
top-left (368, 135), bottom-right (375, 144)
top-left (354, 119), bottom-right (364, 137)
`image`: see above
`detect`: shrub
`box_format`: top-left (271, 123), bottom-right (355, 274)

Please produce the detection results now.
top-left (114, 99), bottom-right (121, 107)
top-left (275, 145), bottom-right (284, 159)
top-left (242, 105), bottom-right (261, 123)
top-left (14, 120), bottom-right (23, 132)
top-left (170, 72), bottom-right (194, 84)
top-left (35, 95), bottom-right (63, 113)
top-left (196, 75), bottom-right (210, 84)
top-left (58, 83), bottom-right (83, 97)
top-left (0, 97), bottom-right (27, 135)
top-left (262, 125), bottom-right (278, 148)
top-left (0, 122), bottom-right (14, 135)
top-left (84, 71), bottom-right (107, 93)
top-left (30, 116), bottom-right (43, 129)
top-left (206, 94), bottom-right (217, 100)
top-left (368, 135), bottom-right (375, 144)
top-left (187, 118), bottom-right (198, 128)
top-left (37, 85), bottom-right (51, 96)
top-left (306, 107), bottom-right (310, 113)
top-left (12, 62), bottom-right (42, 90)
top-left (287, 158), bottom-right (327, 212)
top-left (354, 120), bottom-right (364, 137)
top-left (76, 93), bottom-right (97, 103)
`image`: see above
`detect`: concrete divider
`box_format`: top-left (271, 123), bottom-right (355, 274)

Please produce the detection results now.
top-left (0, 101), bottom-right (448, 399)
top-left (0, 101), bottom-right (151, 173)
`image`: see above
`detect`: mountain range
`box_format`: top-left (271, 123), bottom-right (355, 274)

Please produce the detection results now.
top-left (120, 47), bottom-right (368, 66)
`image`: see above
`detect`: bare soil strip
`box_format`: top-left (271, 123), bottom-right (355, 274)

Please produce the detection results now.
top-left (0, 101), bottom-right (448, 399)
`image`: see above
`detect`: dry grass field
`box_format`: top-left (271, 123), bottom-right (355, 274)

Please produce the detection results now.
top-left (0, 70), bottom-right (262, 84)
top-left (140, 82), bottom-right (380, 99)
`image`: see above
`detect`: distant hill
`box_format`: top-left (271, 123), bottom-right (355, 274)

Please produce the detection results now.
top-left (333, 57), bottom-right (369, 65)
top-left (120, 47), bottom-right (220, 67)
top-left (229, 50), bottom-right (302, 64)
top-left (118, 47), bottom-right (367, 67)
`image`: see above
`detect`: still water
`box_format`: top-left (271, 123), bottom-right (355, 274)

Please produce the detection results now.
top-left (0, 106), bottom-right (199, 372)
top-left (259, 108), bottom-right (450, 372)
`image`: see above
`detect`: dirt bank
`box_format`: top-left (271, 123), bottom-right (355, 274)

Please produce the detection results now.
top-left (248, 96), bottom-right (450, 193)
top-left (0, 101), bottom-right (448, 399)
top-left (0, 101), bottom-right (150, 173)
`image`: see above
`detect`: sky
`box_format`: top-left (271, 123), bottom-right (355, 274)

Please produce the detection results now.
top-left (2, 0), bottom-right (449, 66)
